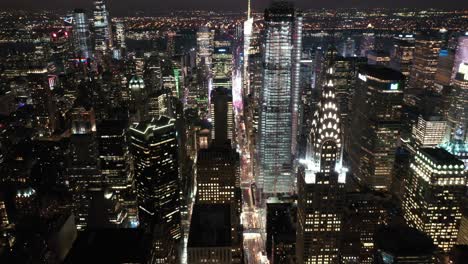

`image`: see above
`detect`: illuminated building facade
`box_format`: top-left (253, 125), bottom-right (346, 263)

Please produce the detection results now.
top-left (447, 63), bottom-right (468, 142)
top-left (390, 39), bottom-right (415, 77)
top-left (258, 1), bottom-right (302, 194)
top-left (348, 65), bottom-right (404, 190)
top-left (73, 9), bottom-right (92, 59)
top-left (195, 145), bottom-right (242, 262)
top-left (403, 148), bottom-right (466, 252)
top-left (93, 0), bottom-right (113, 52)
top-left (196, 27), bottom-right (214, 68)
top-left (412, 115), bottom-right (448, 150)
top-left (452, 34), bottom-right (468, 80)
top-left (129, 116), bottom-right (181, 240)
top-left (212, 39), bottom-right (233, 90)
top-left (341, 191), bottom-right (390, 264)
top-left (408, 35), bottom-right (442, 90)
top-left (297, 62), bottom-right (347, 264)
top-left (97, 120), bottom-right (137, 226)
top-left (196, 146), bottom-right (240, 206)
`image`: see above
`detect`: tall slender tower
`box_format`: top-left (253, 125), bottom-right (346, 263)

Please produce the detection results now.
top-left (73, 9), bottom-right (93, 59)
top-left (257, 1), bottom-right (302, 194)
top-left (93, 0), bottom-right (113, 52)
top-left (297, 54), bottom-right (347, 263)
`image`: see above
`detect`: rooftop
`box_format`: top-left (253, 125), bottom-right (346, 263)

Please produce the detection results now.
top-left (360, 64), bottom-right (405, 81)
top-left (188, 204), bottom-right (231, 248)
top-left (375, 225), bottom-right (436, 256)
top-left (64, 229), bottom-right (151, 264)
top-left (420, 147), bottom-right (465, 167)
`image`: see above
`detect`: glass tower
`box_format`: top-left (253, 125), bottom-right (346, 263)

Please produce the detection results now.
top-left (73, 9), bottom-right (92, 59)
top-left (93, 0), bottom-right (113, 52)
top-left (258, 1), bottom-right (302, 194)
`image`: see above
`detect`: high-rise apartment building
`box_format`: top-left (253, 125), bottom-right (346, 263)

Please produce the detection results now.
top-left (348, 65), bottom-right (405, 190)
top-left (403, 148), bottom-right (466, 252)
top-left (128, 116), bottom-right (181, 240)
top-left (258, 1), bottom-right (302, 194)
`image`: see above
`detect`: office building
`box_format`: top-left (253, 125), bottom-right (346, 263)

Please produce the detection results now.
top-left (341, 191), bottom-right (390, 264)
top-left (296, 63), bottom-right (347, 264)
top-left (188, 204), bottom-right (239, 264)
top-left (129, 116), bottom-right (181, 240)
top-left (348, 65), bottom-right (405, 190)
top-left (258, 1), bottom-right (302, 194)
top-left (408, 35), bottom-right (443, 90)
top-left (403, 148), bottom-right (466, 252)
top-left (210, 87), bottom-right (234, 145)
top-left (447, 63), bottom-right (468, 141)
top-left (97, 120), bottom-right (137, 226)
top-left (367, 50), bottom-right (391, 66)
top-left (212, 39), bottom-right (233, 89)
top-left (452, 34), bottom-right (468, 80)
top-left (411, 115), bottom-right (448, 150)
top-left (65, 107), bottom-right (101, 230)
top-left (435, 49), bottom-right (456, 86)
top-left (266, 198), bottom-right (296, 264)
top-left (374, 225), bottom-right (437, 264)
top-left (73, 9), bottom-right (92, 59)
top-left (93, 0), bottom-right (113, 52)
top-left (390, 39), bottom-right (415, 77)
top-left (196, 144), bottom-right (242, 262)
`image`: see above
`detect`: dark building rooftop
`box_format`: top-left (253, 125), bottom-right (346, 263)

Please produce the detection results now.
top-left (375, 225), bottom-right (436, 256)
top-left (64, 229), bottom-right (151, 264)
top-left (420, 148), bottom-right (465, 167)
top-left (360, 64), bottom-right (405, 81)
top-left (188, 204), bottom-right (231, 248)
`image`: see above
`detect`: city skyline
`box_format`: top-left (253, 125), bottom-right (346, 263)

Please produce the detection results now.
top-left (0, 0), bottom-right (467, 263)
top-left (2, 0), bottom-right (468, 14)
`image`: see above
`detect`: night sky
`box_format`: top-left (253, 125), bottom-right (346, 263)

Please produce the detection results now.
top-left (1, 0), bottom-right (467, 15)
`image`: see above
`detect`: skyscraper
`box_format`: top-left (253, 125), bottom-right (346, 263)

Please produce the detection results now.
top-left (403, 148), bottom-right (466, 252)
top-left (210, 87), bottom-right (234, 145)
top-left (129, 116), bottom-right (181, 240)
top-left (196, 27), bottom-right (214, 69)
top-left (408, 34), bottom-right (442, 90)
top-left (258, 1), bottom-right (302, 194)
top-left (195, 144), bottom-right (242, 262)
top-left (97, 120), bottom-right (137, 227)
top-left (212, 39), bottom-right (233, 90)
top-left (447, 63), bottom-right (468, 142)
top-left (65, 107), bottom-right (100, 230)
top-left (390, 39), bottom-right (415, 77)
top-left (73, 9), bottom-right (92, 59)
top-left (452, 33), bottom-right (468, 80)
top-left (93, 0), bottom-right (113, 52)
top-left (348, 65), bottom-right (405, 190)
top-left (296, 63), bottom-right (347, 264)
